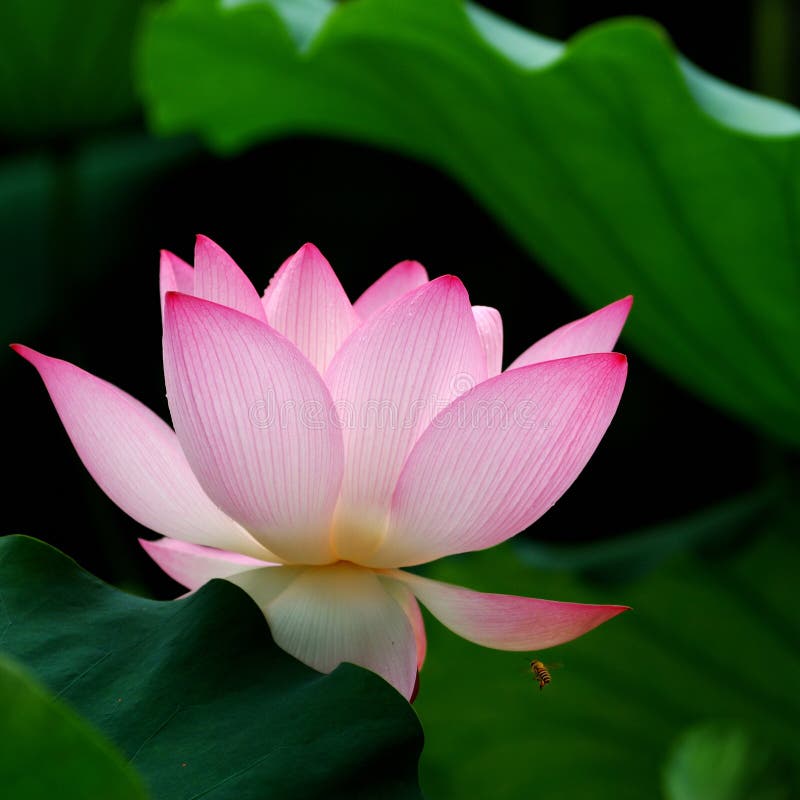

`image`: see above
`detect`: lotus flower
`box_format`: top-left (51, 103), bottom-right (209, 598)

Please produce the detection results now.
top-left (13, 237), bottom-right (631, 700)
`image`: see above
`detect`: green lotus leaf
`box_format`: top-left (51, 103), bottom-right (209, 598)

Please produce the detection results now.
top-left (0, 535), bottom-right (423, 799)
top-left (138, 0), bottom-right (800, 444)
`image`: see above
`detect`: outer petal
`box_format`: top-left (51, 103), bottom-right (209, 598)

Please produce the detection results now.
top-left (388, 570), bottom-right (628, 650)
top-left (370, 353), bottom-right (627, 567)
top-left (380, 578), bottom-right (427, 670)
top-left (162, 293), bottom-right (344, 564)
top-left (508, 296), bottom-right (632, 369)
top-left (159, 250), bottom-right (194, 315)
top-left (472, 306), bottom-right (503, 377)
top-left (193, 235), bottom-right (267, 323)
top-left (324, 277), bottom-right (486, 561)
top-left (140, 537), bottom-right (277, 591)
top-left (234, 564), bottom-right (418, 699)
top-left (11, 345), bottom-right (268, 558)
top-left (262, 243), bottom-right (360, 373)
top-left (353, 260), bottom-right (429, 320)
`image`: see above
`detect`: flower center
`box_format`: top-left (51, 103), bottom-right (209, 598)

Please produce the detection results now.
top-left (330, 508), bottom-right (388, 565)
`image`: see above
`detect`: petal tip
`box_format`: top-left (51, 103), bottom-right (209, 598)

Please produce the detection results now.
top-left (10, 343), bottom-right (45, 367)
top-left (396, 259), bottom-right (428, 275)
top-left (163, 290), bottom-right (181, 310)
top-left (297, 241), bottom-right (323, 256)
top-left (430, 274), bottom-right (468, 298)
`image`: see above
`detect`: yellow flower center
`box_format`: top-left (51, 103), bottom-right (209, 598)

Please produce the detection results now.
top-left (330, 507), bottom-right (388, 565)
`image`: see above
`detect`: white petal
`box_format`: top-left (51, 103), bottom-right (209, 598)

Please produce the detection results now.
top-left (233, 564), bottom-right (418, 699)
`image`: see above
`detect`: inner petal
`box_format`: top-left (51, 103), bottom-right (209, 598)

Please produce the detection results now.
top-left (330, 506), bottom-right (389, 564)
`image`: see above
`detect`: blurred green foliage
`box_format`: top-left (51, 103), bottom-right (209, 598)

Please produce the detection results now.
top-left (0, 135), bottom-right (194, 347)
top-left (664, 722), bottom-right (796, 800)
top-left (0, 655), bottom-right (149, 800)
top-left (0, 536), bottom-right (423, 799)
top-left (139, 0), bottom-right (800, 444)
top-left (414, 526), bottom-right (800, 799)
top-left (0, 0), bottom-right (144, 140)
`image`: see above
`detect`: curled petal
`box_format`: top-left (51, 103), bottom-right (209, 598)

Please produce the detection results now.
top-left (162, 293), bottom-right (344, 564)
top-left (388, 570), bottom-right (628, 651)
top-left (262, 243), bottom-right (360, 373)
top-left (324, 277), bottom-right (486, 560)
top-left (140, 537), bottom-right (278, 591)
top-left (11, 345), bottom-right (267, 558)
top-left (369, 353), bottom-right (627, 567)
top-left (508, 296), bottom-right (632, 369)
top-left (353, 260), bottom-right (429, 320)
top-left (193, 235), bottom-right (267, 322)
top-left (234, 564), bottom-right (418, 699)
top-left (472, 306), bottom-right (503, 377)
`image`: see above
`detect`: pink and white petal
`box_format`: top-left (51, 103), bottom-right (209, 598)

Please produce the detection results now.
top-left (163, 293), bottom-right (344, 564)
top-left (193, 235), bottom-right (267, 322)
top-left (262, 243), bottom-right (360, 373)
top-left (368, 353), bottom-right (627, 567)
top-left (353, 260), bottom-right (429, 320)
top-left (159, 250), bottom-right (195, 315)
top-left (325, 277), bottom-right (487, 557)
top-left (380, 577), bottom-right (427, 670)
top-left (12, 345), bottom-right (268, 558)
top-left (240, 564), bottom-right (418, 699)
top-left (508, 296), bottom-right (632, 370)
top-left (140, 537), bottom-right (277, 591)
top-left (389, 570), bottom-right (629, 650)
top-left (472, 306), bottom-right (503, 377)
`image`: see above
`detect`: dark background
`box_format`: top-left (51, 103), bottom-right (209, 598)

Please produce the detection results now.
top-left (2, 0), bottom-right (796, 596)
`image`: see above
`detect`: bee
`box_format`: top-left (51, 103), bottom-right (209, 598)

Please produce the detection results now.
top-left (530, 658), bottom-right (552, 690)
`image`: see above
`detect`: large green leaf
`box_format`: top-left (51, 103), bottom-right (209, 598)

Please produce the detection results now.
top-left (0, 536), bottom-right (423, 799)
top-left (0, 0), bottom-right (146, 139)
top-left (412, 531), bottom-right (800, 799)
top-left (0, 655), bottom-right (149, 800)
top-left (138, 0), bottom-right (800, 444)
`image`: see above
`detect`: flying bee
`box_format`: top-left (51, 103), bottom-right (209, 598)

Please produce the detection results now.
top-left (529, 658), bottom-right (561, 690)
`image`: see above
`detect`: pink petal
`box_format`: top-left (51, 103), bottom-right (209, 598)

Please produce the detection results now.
top-left (262, 243), bottom-right (360, 373)
top-left (389, 569), bottom-right (628, 650)
top-left (508, 296), bottom-right (633, 370)
top-left (193, 235), bottom-right (267, 323)
top-left (369, 353), bottom-right (627, 567)
top-left (162, 293), bottom-right (344, 564)
top-left (159, 250), bottom-right (194, 315)
top-left (472, 305), bottom-right (503, 377)
top-left (324, 277), bottom-right (486, 560)
top-left (233, 564), bottom-right (418, 699)
top-left (140, 537), bottom-right (276, 591)
top-left (261, 253), bottom-right (293, 308)
top-left (353, 260), bottom-right (429, 320)
top-left (12, 345), bottom-right (267, 558)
